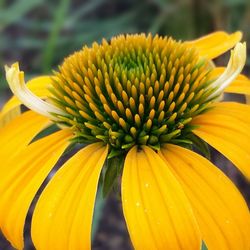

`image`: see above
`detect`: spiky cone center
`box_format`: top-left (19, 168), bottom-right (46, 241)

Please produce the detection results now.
top-left (50, 34), bottom-right (214, 155)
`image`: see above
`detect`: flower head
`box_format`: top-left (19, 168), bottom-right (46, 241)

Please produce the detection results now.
top-left (1, 32), bottom-right (250, 250)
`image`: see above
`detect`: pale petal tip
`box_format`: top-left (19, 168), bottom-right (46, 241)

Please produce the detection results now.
top-left (234, 42), bottom-right (246, 63)
top-left (229, 42), bottom-right (246, 74)
top-left (5, 62), bottom-right (19, 75)
top-left (4, 62), bottom-right (65, 120)
top-left (206, 41), bottom-right (247, 100)
top-left (4, 65), bottom-right (9, 72)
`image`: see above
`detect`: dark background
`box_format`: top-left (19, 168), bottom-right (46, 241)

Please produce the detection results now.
top-left (0, 0), bottom-right (250, 249)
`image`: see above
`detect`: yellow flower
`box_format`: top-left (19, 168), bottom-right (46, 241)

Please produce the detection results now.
top-left (1, 32), bottom-right (250, 250)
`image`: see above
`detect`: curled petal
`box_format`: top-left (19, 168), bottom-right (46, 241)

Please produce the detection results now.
top-left (0, 75), bottom-right (53, 126)
top-left (5, 63), bottom-right (65, 120)
top-left (206, 42), bottom-right (246, 100)
top-left (209, 67), bottom-right (250, 95)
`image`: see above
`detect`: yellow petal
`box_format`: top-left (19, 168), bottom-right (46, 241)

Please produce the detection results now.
top-left (0, 111), bottom-right (50, 162)
top-left (210, 67), bottom-right (250, 95)
top-left (0, 106), bottom-right (20, 128)
top-left (186, 31), bottom-right (242, 59)
top-left (31, 143), bottom-right (108, 250)
top-left (0, 76), bottom-right (52, 125)
top-left (160, 144), bottom-right (250, 250)
top-left (121, 146), bottom-right (201, 250)
top-left (192, 106), bottom-right (250, 179)
top-left (204, 102), bottom-right (250, 124)
top-left (0, 129), bottom-right (72, 249)
top-left (225, 79), bottom-right (250, 95)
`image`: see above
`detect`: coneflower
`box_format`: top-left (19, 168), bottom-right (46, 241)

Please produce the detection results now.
top-left (0, 32), bottom-right (249, 250)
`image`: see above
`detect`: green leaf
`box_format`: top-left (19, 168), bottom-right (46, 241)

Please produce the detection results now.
top-left (31, 124), bottom-right (60, 142)
top-left (201, 241), bottom-right (208, 250)
top-left (171, 139), bottom-right (193, 145)
top-left (108, 148), bottom-right (123, 159)
top-left (102, 156), bottom-right (124, 197)
top-left (91, 188), bottom-right (106, 240)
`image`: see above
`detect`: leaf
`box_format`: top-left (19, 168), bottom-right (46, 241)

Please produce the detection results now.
top-left (102, 156), bottom-right (124, 197)
top-left (108, 148), bottom-right (123, 159)
top-left (31, 124), bottom-right (60, 142)
top-left (92, 188), bottom-right (106, 240)
top-left (201, 241), bottom-right (208, 250)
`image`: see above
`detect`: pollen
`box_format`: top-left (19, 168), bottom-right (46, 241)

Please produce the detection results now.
top-left (50, 34), bottom-right (213, 153)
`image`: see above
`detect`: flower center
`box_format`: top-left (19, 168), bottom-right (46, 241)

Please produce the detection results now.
top-left (50, 34), bottom-right (213, 153)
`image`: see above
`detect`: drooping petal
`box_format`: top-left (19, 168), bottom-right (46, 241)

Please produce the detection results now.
top-left (160, 144), bottom-right (250, 250)
top-left (205, 42), bottom-right (246, 100)
top-left (0, 129), bottom-right (72, 249)
top-left (0, 75), bottom-right (52, 125)
top-left (186, 31), bottom-right (242, 59)
top-left (210, 67), bottom-right (250, 95)
top-left (0, 111), bottom-right (50, 161)
top-left (31, 143), bottom-right (108, 250)
top-left (121, 146), bottom-right (201, 250)
top-left (5, 63), bottom-right (65, 119)
top-left (192, 105), bottom-right (250, 179)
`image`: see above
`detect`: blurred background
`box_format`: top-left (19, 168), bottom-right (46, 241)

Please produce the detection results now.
top-left (0, 0), bottom-right (250, 249)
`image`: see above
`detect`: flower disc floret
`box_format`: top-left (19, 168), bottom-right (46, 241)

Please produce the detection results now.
top-left (50, 34), bottom-right (214, 152)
